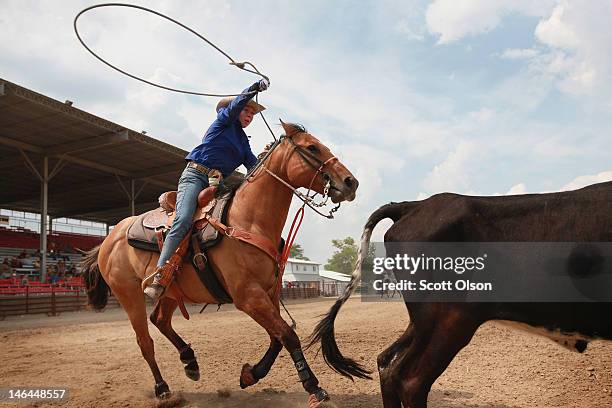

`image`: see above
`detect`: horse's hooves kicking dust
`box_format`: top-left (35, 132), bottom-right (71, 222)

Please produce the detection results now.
top-left (152, 392), bottom-right (184, 408)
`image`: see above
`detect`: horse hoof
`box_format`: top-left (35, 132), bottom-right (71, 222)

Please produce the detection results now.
top-left (184, 360), bottom-right (200, 381)
top-left (313, 388), bottom-right (329, 402)
top-left (308, 389), bottom-right (332, 408)
top-left (239, 363), bottom-right (258, 389)
top-left (154, 380), bottom-right (171, 398)
top-left (185, 368), bottom-right (200, 381)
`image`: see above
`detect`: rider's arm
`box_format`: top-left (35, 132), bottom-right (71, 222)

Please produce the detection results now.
top-left (244, 146), bottom-right (258, 171)
top-left (218, 82), bottom-right (259, 124)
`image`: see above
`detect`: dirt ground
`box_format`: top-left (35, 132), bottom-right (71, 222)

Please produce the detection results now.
top-left (1, 297), bottom-right (611, 408)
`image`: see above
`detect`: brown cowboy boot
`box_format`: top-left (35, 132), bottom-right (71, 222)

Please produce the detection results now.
top-left (144, 225), bottom-right (193, 300)
top-left (144, 252), bottom-right (182, 300)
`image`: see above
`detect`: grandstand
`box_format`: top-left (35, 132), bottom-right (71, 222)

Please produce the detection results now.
top-left (0, 77), bottom-right (188, 289)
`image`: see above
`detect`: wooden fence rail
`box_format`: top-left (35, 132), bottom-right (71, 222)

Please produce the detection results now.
top-left (1, 280), bottom-right (337, 319)
top-left (0, 286), bottom-right (121, 320)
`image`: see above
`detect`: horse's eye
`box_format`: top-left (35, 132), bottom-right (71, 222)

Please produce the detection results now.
top-left (307, 145), bottom-right (319, 154)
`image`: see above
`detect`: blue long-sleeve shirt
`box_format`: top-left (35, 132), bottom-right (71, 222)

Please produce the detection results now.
top-left (185, 84), bottom-right (259, 177)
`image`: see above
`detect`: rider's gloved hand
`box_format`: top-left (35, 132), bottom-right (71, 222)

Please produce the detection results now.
top-left (257, 78), bottom-right (270, 92)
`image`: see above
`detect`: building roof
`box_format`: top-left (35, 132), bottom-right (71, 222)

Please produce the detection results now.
top-left (318, 269), bottom-right (351, 282)
top-left (286, 257), bottom-right (321, 265)
top-left (0, 78), bottom-right (189, 225)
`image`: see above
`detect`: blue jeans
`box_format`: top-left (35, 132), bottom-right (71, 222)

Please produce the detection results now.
top-left (157, 166), bottom-right (209, 268)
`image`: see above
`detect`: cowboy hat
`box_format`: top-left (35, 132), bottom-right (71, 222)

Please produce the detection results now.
top-left (216, 97), bottom-right (266, 113)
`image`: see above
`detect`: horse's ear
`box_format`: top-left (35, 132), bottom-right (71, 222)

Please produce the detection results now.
top-left (279, 119), bottom-right (292, 136)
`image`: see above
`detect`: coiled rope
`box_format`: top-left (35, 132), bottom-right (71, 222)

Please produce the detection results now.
top-left (74, 2), bottom-right (277, 140)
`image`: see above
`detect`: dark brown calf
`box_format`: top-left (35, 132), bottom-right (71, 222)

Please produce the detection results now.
top-left (309, 181), bottom-right (612, 408)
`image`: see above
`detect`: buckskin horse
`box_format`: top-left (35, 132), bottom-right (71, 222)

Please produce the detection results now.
top-left (81, 122), bottom-right (358, 406)
top-left (308, 182), bottom-right (612, 408)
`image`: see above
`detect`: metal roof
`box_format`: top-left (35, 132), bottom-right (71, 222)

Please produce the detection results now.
top-left (0, 78), bottom-right (188, 225)
top-left (286, 258), bottom-right (321, 265)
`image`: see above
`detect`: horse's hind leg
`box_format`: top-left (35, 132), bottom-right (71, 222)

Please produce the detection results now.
top-left (150, 297), bottom-right (200, 381)
top-left (113, 282), bottom-right (170, 398)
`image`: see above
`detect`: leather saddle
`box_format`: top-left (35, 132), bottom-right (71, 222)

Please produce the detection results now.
top-left (127, 186), bottom-right (233, 253)
top-left (127, 185), bottom-right (236, 306)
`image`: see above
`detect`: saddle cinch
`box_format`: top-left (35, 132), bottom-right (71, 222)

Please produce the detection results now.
top-left (127, 185), bottom-right (235, 307)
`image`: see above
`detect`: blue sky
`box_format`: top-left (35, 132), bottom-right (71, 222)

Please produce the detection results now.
top-left (2, 0), bottom-right (611, 264)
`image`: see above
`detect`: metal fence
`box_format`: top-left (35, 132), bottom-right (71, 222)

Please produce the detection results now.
top-left (320, 281), bottom-right (350, 297)
top-left (280, 281), bottom-right (351, 298)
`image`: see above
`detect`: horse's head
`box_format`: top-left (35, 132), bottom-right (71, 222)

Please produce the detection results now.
top-left (271, 122), bottom-right (358, 203)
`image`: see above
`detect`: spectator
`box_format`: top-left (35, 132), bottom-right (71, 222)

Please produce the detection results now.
top-left (46, 264), bottom-right (55, 277)
top-left (10, 257), bottom-right (22, 268)
top-left (21, 275), bottom-right (29, 286)
top-left (22, 254), bottom-right (34, 268)
top-left (0, 259), bottom-right (12, 278)
top-left (51, 273), bottom-right (60, 284)
top-left (57, 259), bottom-right (66, 275)
top-left (18, 249), bottom-right (27, 259)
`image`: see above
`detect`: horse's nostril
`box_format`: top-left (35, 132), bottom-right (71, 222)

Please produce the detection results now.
top-left (344, 176), bottom-right (354, 188)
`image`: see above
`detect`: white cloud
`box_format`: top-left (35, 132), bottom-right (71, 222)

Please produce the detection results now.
top-left (426, 0), bottom-right (558, 44)
top-left (422, 141), bottom-right (478, 193)
top-left (559, 171), bottom-right (612, 191)
top-left (429, 0), bottom-right (612, 99)
top-left (535, 4), bottom-right (580, 50)
top-left (395, 19), bottom-right (426, 41)
top-left (506, 183), bottom-right (528, 195)
top-left (468, 107), bottom-right (494, 122)
top-left (500, 48), bottom-right (539, 60)
top-left (426, 0), bottom-right (506, 44)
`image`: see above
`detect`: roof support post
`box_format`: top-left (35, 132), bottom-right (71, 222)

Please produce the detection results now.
top-left (40, 156), bottom-right (48, 283)
top-left (130, 179), bottom-right (135, 216)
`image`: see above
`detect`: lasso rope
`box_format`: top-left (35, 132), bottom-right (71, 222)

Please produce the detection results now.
top-left (74, 2), bottom-right (278, 140)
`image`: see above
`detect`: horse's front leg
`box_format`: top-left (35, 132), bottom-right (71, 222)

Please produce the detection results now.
top-left (240, 292), bottom-right (283, 388)
top-left (235, 284), bottom-right (330, 406)
top-left (240, 335), bottom-right (282, 388)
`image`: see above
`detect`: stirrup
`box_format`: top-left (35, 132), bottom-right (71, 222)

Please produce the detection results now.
top-left (144, 282), bottom-right (166, 300)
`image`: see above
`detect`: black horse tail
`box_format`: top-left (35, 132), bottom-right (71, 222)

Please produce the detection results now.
top-left (80, 245), bottom-right (109, 310)
top-left (306, 201), bottom-right (413, 380)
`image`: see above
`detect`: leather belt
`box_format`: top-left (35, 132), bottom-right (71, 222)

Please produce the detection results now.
top-left (187, 161), bottom-right (211, 175)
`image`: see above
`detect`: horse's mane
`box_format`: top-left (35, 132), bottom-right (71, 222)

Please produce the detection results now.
top-left (284, 123), bottom-right (307, 135)
top-left (216, 171), bottom-right (245, 196)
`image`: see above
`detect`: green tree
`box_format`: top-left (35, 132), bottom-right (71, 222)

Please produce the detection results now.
top-left (325, 237), bottom-right (358, 275)
top-left (360, 242), bottom-right (378, 289)
top-left (289, 243), bottom-right (310, 260)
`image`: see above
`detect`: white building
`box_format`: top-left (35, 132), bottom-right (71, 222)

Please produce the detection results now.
top-left (282, 259), bottom-right (352, 295)
top-left (283, 258), bottom-right (321, 286)
top-left (318, 269), bottom-right (351, 296)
